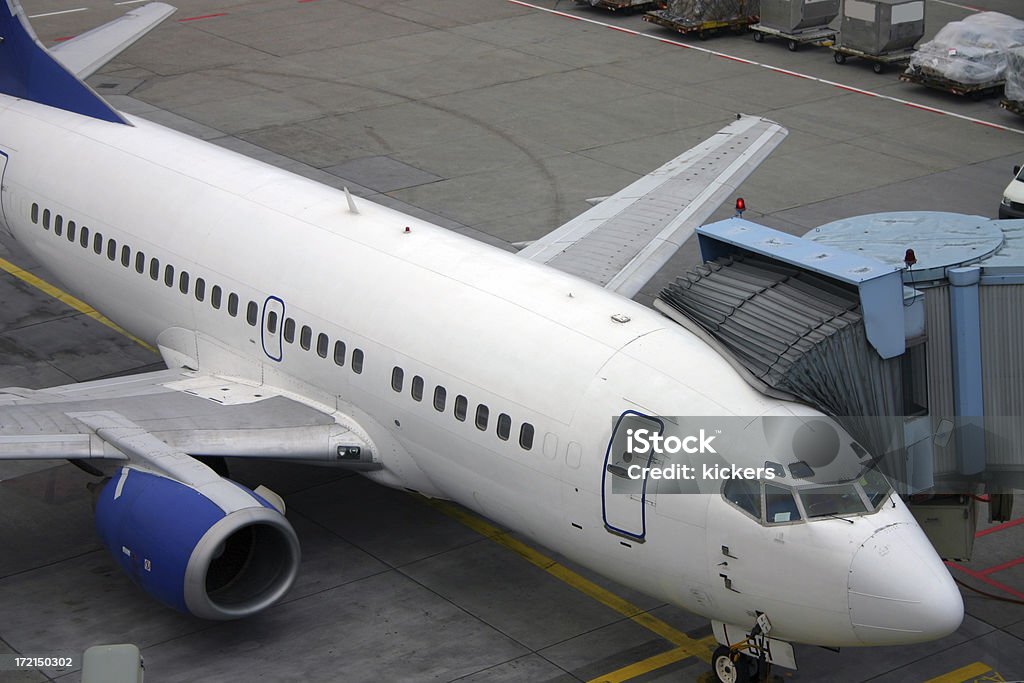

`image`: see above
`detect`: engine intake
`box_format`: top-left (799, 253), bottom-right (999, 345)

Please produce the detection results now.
top-left (95, 467), bottom-right (300, 620)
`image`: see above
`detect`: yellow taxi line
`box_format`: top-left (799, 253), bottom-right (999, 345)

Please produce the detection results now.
top-left (427, 499), bottom-right (715, 675)
top-left (924, 662), bottom-right (1003, 683)
top-left (0, 256), bottom-right (157, 353)
top-left (585, 642), bottom-right (716, 683)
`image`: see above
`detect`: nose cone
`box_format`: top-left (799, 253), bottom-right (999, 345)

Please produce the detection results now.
top-left (848, 523), bottom-right (963, 645)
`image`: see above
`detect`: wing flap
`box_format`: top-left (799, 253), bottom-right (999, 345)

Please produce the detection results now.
top-left (0, 369), bottom-right (379, 468)
top-left (519, 116), bottom-right (787, 298)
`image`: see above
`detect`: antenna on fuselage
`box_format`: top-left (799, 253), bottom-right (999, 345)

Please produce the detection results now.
top-left (344, 187), bottom-right (359, 214)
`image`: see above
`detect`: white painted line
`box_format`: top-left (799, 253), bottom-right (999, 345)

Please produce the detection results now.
top-left (931, 0), bottom-right (981, 12)
top-left (508, 0), bottom-right (1024, 136)
top-left (28, 7), bottom-right (88, 18)
top-left (114, 0), bottom-right (149, 5)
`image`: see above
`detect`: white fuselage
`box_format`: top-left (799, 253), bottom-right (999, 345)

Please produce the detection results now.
top-left (0, 94), bottom-right (962, 648)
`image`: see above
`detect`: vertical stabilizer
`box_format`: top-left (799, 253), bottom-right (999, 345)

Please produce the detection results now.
top-left (0, 0), bottom-right (127, 124)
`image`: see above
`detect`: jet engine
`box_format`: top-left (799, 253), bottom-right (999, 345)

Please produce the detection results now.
top-left (94, 467), bottom-right (300, 620)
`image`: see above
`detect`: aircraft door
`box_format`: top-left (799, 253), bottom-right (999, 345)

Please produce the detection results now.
top-left (0, 150), bottom-right (10, 237)
top-left (261, 295), bottom-right (285, 362)
top-left (602, 411), bottom-right (663, 542)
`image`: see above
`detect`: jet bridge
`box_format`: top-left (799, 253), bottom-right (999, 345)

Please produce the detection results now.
top-left (655, 214), bottom-right (1024, 558)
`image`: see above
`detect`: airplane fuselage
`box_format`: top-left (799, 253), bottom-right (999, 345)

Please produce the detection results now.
top-left (0, 94), bottom-right (961, 649)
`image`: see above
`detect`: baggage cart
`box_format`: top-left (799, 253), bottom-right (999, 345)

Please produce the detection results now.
top-left (831, 44), bottom-right (914, 73)
top-left (750, 23), bottom-right (835, 51)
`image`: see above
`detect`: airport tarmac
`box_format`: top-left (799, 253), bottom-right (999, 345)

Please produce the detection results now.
top-left (1, 0), bottom-right (1024, 681)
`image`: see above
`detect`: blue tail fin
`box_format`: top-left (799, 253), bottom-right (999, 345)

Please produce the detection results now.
top-left (0, 0), bottom-right (125, 124)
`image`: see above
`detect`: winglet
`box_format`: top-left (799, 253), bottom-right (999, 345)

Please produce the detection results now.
top-left (0, 0), bottom-right (127, 124)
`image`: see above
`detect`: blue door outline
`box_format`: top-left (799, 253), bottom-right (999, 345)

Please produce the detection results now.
top-left (261, 295), bottom-right (285, 362)
top-left (601, 410), bottom-right (664, 543)
top-left (0, 150), bottom-right (10, 236)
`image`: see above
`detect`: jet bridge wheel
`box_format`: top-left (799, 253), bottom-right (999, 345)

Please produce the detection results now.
top-left (712, 646), bottom-right (752, 683)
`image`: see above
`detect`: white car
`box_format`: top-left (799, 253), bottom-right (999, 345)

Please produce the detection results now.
top-left (999, 163), bottom-right (1024, 219)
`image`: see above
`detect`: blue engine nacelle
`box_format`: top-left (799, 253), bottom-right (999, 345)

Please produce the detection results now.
top-left (95, 467), bottom-right (300, 620)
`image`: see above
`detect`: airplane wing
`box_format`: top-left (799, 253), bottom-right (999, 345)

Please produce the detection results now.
top-left (0, 368), bottom-right (379, 469)
top-left (49, 2), bottom-right (176, 79)
top-left (517, 115), bottom-right (787, 298)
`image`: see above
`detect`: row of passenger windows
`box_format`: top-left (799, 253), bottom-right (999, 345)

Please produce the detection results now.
top-left (390, 366), bottom-right (535, 451)
top-left (30, 202), bottom-right (365, 373)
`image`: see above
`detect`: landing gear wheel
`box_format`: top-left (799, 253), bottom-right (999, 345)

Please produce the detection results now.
top-left (872, 61), bottom-right (884, 74)
top-left (753, 30), bottom-right (764, 42)
top-left (787, 39), bottom-right (799, 52)
top-left (834, 51), bottom-right (846, 64)
top-left (712, 646), bottom-right (751, 683)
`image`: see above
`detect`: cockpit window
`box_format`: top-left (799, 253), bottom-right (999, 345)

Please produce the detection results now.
top-left (788, 460), bottom-right (814, 479)
top-left (858, 466), bottom-right (892, 509)
top-left (764, 461), bottom-right (786, 479)
top-left (723, 478), bottom-right (762, 520)
top-left (765, 484), bottom-right (801, 524)
top-left (799, 485), bottom-right (866, 518)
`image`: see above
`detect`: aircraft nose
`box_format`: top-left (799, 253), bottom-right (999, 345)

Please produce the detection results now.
top-left (848, 522), bottom-right (963, 645)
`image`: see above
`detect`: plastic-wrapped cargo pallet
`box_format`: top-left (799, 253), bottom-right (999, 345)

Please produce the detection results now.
top-left (1006, 46), bottom-right (1024, 103)
top-left (666, 0), bottom-right (758, 20)
top-left (908, 13), bottom-right (1024, 85)
top-left (840, 0), bottom-right (924, 56)
top-left (760, 0), bottom-right (839, 34)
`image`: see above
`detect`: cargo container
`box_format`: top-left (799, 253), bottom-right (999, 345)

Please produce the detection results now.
top-left (759, 0), bottom-right (839, 34)
top-left (839, 0), bottom-right (925, 56)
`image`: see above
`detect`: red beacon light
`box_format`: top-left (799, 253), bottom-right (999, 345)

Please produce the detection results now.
top-left (904, 248), bottom-right (917, 268)
top-left (735, 197), bottom-right (746, 216)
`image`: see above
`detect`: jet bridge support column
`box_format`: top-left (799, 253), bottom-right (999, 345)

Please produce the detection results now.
top-left (948, 266), bottom-right (986, 476)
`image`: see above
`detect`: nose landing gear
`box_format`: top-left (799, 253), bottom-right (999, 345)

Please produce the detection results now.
top-left (710, 613), bottom-right (774, 683)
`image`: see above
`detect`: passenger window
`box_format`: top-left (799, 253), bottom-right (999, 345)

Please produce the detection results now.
top-left (299, 325), bottom-right (312, 350)
top-left (80, 226), bottom-right (89, 248)
top-left (164, 264), bottom-right (174, 287)
top-left (31, 203), bottom-right (38, 223)
top-left (107, 239), bottom-right (117, 261)
top-left (411, 375), bottom-right (423, 401)
top-left (267, 310), bottom-right (279, 334)
top-left (179, 271), bottom-right (189, 294)
top-left (135, 251), bottom-right (145, 274)
top-left (765, 484), bottom-right (800, 524)
top-left (475, 404), bottom-right (489, 431)
top-left (352, 348), bottom-right (363, 374)
top-left (333, 340), bottom-right (345, 365)
top-left (42, 208), bottom-right (50, 229)
top-left (724, 478), bottom-right (762, 520)
top-left (149, 258), bottom-right (160, 281)
top-left (67, 221), bottom-right (76, 242)
top-left (316, 333), bottom-right (328, 358)
top-left (121, 245), bottom-right (131, 267)
top-left (246, 301), bottom-right (258, 326)
top-left (391, 367), bottom-right (404, 392)
top-left (54, 215), bottom-right (63, 236)
top-left (211, 285), bottom-right (222, 309)
top-left (454, 395), bottom-right (467, 422)
top-left (496, 413), bottom-right (511, 441)
top-left (433, 386), bottom-right (446, 412)
top-left (519, 423), bottom-right (535, 451)
top-left (227, 293), bottom-right (239, 317)
top-left (195, 278), bottom-right (205, 302)
top-left (93, 233), bottom-right (103, 255)
top-left (283, 317), bottom-right (295, 342)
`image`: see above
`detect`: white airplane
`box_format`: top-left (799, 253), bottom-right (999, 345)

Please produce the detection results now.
top-left (0, 2), bottom-right (962, 681)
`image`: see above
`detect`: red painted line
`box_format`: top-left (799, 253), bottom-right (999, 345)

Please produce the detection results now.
top-left (979, 557), bottom-right (1024, 576)
top-left (178, 13), bottom-right (227, 22)
top-left (53, 36), bottom-right (74, 42)
top-left (608, 25), bottom-right (632, 34)
top-left (976, 517), bottom-right (1024, 538)
top-left (947, 562), bottom-right (1024, 600)
top-left (298, 0), bottom-right (318, 3)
